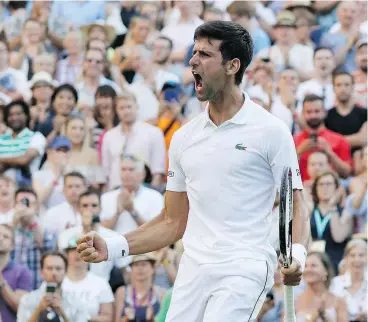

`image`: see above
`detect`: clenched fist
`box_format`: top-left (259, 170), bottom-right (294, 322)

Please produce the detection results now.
top-left (76, 231), bottom-right (108, 263)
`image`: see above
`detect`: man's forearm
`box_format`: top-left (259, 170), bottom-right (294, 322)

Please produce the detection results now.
top-left (328, 151), bottom-right (351, 178)
top-left (292, 190), bottom-right (310, 248)
top-left (125, 210), bottom-right (185, 255)
top-left (0, 282), bottom-right (25, 312)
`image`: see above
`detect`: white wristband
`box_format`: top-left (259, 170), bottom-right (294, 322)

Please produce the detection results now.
top-left (292, 243), bottom-right (307, 271)
top-left (105, 235), bottom-right (129, 261)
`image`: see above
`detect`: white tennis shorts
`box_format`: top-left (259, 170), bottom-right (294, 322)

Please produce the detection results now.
top-left (166, 253), bottom-right (274, 322)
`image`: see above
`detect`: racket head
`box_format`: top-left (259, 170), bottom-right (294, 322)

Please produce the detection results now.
top-left (279, 166), bottom-right (294, 268)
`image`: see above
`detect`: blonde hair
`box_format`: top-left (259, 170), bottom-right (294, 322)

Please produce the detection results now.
top-left (343, 239), bottom-right (367, 259)
top-left (115, 90), bottom-right (138, 104)
top-left (64, 115), bottom-right (91, 151)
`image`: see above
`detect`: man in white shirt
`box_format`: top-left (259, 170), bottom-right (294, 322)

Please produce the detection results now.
top-left (296, 47), bottom-right (336, 112)
top-left (0, 176), bottom-right (14, 224)
top-left (77, 21), bottom-right (310, 322)
top-left (42, 172), bottom-right (87, 235)
top-left (102, 92), bottom-right (166, 190)
top-left (101, 155), bottom-right (163, 235)
top-left (59, 189), bottom-right (130, 280)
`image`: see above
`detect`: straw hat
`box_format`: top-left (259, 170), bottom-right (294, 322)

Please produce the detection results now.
top-left (130, 253), bottom-right (156, 265)
top-left (80, 20), bottom-right (116, 45)
top-left (28, 72), bottom-right (58, 89)
top-left (274, 10), bottom-right (297, 28)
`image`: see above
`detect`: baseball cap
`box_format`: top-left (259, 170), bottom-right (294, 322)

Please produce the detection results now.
top-left (274, 10), bottom-right (297, 28)
top-left (356, 38), bottom-right (367, 50)
top-left (130, 253), bottom-right (156, 265)
top-left (48, 136), bottom-right (71, 151)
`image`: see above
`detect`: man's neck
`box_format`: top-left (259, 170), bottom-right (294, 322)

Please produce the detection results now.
top-left (208, 86), bottom-right (244, 126)
top-left (315, 73), bottom-right (332, 84)
top-left (84, 75), bottom-right (100, 88)
top-left (11, 127), bottom-right (25, 138)
top-left (335, 99), bottom-right (354, 115)
top-left (0, 253), bottom-right (10, 271)
top-left (67, 267), bottom-right (87, 281)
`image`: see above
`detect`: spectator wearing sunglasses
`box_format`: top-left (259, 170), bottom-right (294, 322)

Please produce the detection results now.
top-left (58, 189), bottom-right (130, 281)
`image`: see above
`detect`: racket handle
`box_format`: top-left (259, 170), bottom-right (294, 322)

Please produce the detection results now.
top-left (284, 285), bottom-right (296, 322)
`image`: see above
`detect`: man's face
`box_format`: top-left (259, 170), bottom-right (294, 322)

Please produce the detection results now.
top-left (88, 26), bottom-right (107, 43)
top-left (189, 38), bottom-right (231, 102)
top-left (41, 255), bottom-right (66, 286)
top-left (79, 194), bottom-right (101, 226)
top-left (274, 26), bottom-right (295, 45)
top-left (7, 105), bottom-right (27, 132)
top-left (63, 177), bottom-right (86, 205)
top-left (303, 100), bottom-right (325, 129)
top-left (338, 2), bottom-right (357, 27)
top-left (84, 50), bottom-right (104, 78)
top-left (356, 45), bottom-right (367, 73)
top-left (278, 69), bottom-right (299, 92)
top-left (0, 41), bottom-right (8, 68)
top-left (120, 159), bottom-right (142, 189)
top-left (115, 98), bottom-right (137, 124)
top-left (152, 38), bottom-right (172, 64)
top-left (24, 20), bottom-right (41, 44)
top-left (334, 74), bottom-right (353, 104)
top-left (0, 225), bottom-right (13, 254)
top-left (314, 49), bottom-right (335, 76)
top-left (0, 178), bottom-right (14, 205)
top-left (307, 152), bottom-right (329, 179)
top-left (131, 19), bottom-right (150, 44)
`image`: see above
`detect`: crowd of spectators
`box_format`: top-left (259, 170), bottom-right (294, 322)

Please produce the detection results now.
top-left (0, 1), bottom-right (366, 322)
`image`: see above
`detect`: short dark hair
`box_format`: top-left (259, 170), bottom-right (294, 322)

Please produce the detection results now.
top-left (313, 46), bottom-right (333, 58)
top-left (332, 70), bottom-right (354, 86)
top-left (79, 188), bottom-right (101, 204)
top-left (95, 85), bottom-right (117, 99)
top-left (3, 100), bottom-right (31, 128)
top-left (41, 250), bottom-right (68, 270)
top-left (303, 94), bottom-right (323, 107)
top-left (51, 84), bottom-right (78, 107)
top-left (15, 187), bottom-right (38, 201)
top-left (8, 1), bottom-right (27, 10)
top-left (64, 172), bottom-right (86, 185)
top-left (156, 36), bottom-right (173, 51)
top-left (194, 21), bottom-right (253, 85)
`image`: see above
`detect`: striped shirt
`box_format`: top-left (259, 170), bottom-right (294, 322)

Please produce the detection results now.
top-left (0, 128), bottom-right (46, 182)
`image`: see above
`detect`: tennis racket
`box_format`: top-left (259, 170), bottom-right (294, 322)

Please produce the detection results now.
top-left (279, 166), bottom-right (296, 322)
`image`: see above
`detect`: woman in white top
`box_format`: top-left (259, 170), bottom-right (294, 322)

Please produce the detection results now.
top-left (295, 252), bottom-right (349, 322)
top-left (330, 239), bottom-right (367, 322)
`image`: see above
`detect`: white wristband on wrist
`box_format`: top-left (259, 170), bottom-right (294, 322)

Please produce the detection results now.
top-left (292, 243), bottom-right (307, 271)
top-left (105, 235), bottom-right (129, 261)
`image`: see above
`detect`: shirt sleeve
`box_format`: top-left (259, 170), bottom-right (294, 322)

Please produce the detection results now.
top-left (268, 123), bottom-right (303, 190)
top-left (166, 131), bottom-right (186, 192)
top-left (149, 128), bottom-right (166, 175)
top-left (29, 132), bottom-right (46, 156)
top-left (17, 266), bottom-right (33, 291)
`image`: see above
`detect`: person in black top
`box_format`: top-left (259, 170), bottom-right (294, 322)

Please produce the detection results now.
top-left (325, 71), bottom-right (367, 153)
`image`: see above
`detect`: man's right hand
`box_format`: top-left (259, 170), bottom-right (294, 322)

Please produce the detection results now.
top-left (76, 231), bottom-right (108, 263)
top-left (297, 139), bottom-right (317, 155)
top-left (37, 295), bottom-right (51, 312)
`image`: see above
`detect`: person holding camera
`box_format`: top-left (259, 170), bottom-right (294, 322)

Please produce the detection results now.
top-left (11, 188), bottom-right (57, 289)
top-left (58, 189), bottom-right (130, 281)
top-left (17, 250), bottom-right (89, 322)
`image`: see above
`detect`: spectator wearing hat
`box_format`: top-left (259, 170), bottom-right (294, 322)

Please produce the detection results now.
top-left (320, 1), bottom-right (360, 73)
top-left (325, 71), bottom-right (367, 154)
top-left (102, 92), bottom-right (166, 190)
top-left (28, 71), bottom-right (58, 130)
top-left (330, 239), bottom-right (367, 321)
top-left (353, 39), bottom-right (367, 108)
top-left (114, 253), bottom-right (165, 322)
top-left (0, 39), bottom-right (31, 102)
top-left (129, 49), bottom-right (180, 123)
top-left (32, 136), bottom-right (71, 212)
top-left (17, 250), bottom-right (89, 322)
top-left (41, 172), bottom-right (87, 236)
top-left (294, 94), bottom-right (352, 181)
top-left (257, 10), bottom-right (314, 81)
top-left (296, 47), bottom-right (336, 112)
top-left (59, 189), bottom-right (131, 282)
top-left (55, 31), bottom-right (85, 86)
top-left (0, 224), bottom-right (33, 322)
top-left (34, 83), bottom-right (78, 142)
top-left (226, 1), bottom-right (271, 56)
top-left (0, 100), bottom-right (46, 187)
top-left (11, 188), bottom-right (57, 289)
top-left (0, 176), bottom-right (15, 225)
top-left (80, 20), bottom-right (116, 48)
top-left (76, 48), bottom-right (121, 112)
top-left (61, 234), bottom-right (114, 322)
top-left (101, 154), bottom-right (163, 234)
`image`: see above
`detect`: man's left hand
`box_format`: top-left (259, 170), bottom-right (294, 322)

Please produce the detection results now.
top-left (280, 258), bottom-right (303, 286)
top-left (317, 137), bottom-right (333, 156)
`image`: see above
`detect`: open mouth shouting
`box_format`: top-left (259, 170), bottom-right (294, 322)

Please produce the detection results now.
top-left (192, 71), bottom-right (203, 92)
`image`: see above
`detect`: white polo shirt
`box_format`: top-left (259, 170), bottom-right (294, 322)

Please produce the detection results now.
top-left (166, 93), bottom-right (303, 269)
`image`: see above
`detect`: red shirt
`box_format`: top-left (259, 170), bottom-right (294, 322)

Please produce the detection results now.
top-left (294, 128), bottom-right (352, 181)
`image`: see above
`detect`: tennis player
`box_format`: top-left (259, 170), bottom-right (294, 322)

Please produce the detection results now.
top-left (77, 21), bottom-right (310, 321)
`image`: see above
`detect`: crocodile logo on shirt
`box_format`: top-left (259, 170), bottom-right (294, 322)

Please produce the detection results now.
top-left (235, 144), bottom-right (247, 151)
